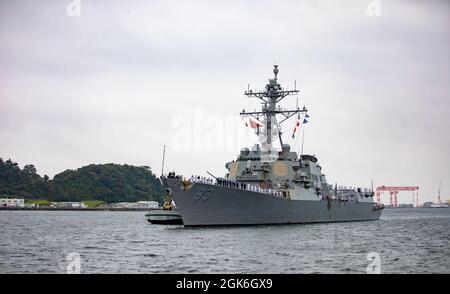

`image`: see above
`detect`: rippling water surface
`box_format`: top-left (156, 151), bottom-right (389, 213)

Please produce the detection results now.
top-left (0, 208), bottom-right (449, 273)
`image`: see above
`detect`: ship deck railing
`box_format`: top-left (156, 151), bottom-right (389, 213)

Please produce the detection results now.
top-left (189, 177), bottom-right (284, 197)
top-left (188, 177), bottom-right (375, 202)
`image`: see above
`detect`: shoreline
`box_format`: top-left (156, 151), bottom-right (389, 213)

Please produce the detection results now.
top-left (0, 207), bottom-right (159, 212)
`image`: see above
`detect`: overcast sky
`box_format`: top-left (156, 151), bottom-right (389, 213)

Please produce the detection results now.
top-left (1, 0), bottom-right (449, 204)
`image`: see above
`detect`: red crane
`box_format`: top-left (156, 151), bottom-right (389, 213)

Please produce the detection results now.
top-left (376, 186), bottom-right (420, 207)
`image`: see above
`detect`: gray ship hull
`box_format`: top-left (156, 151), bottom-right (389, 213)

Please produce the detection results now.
top-left (166, 180), bottom-right (383, 227)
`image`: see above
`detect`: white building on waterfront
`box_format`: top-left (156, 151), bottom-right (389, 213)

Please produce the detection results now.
top-left (56, 202), bottom-right (87, 209)
top-left (113, 201), bottom-right (159, 209)
top-left (0, 198), bottom-right (25, 208)
top-left (136, 201), bottom-right (159, 209)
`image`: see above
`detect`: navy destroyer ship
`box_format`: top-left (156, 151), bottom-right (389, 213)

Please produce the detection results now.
top-left (161, 65), bottom-right (384, 226)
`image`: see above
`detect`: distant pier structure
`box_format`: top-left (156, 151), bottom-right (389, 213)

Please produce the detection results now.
top-left (376, 186), bottom-right (420, 207)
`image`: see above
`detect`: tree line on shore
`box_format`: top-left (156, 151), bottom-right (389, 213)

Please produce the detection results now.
top-left (0, 158), bottom-right (164, 203)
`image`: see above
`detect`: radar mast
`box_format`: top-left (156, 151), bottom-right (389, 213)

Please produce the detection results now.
top-left (240, 65), bottom-right (308, 151)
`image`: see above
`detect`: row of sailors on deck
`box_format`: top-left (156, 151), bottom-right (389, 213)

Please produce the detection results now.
top-left (190, 176), bottom-right (214, 185)
top-left (190, 176), bottom-right (284, 197)
top-left (336, 186), bottom-right (372, 193)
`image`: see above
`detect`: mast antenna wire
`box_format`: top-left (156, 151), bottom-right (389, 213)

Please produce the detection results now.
top-left (300, 128), bottom-right (305, 157)
top-left (161, 145), bottom-right (166, 176)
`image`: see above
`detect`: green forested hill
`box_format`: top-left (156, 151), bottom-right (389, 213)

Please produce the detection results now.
top-left (0, 158), bottom-right (164, 203)
top-left (0, 159), bottom-right (50, 199)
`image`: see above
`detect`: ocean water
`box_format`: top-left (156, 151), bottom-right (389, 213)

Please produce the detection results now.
top-left (0, 208), bottom-right (449, 274)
